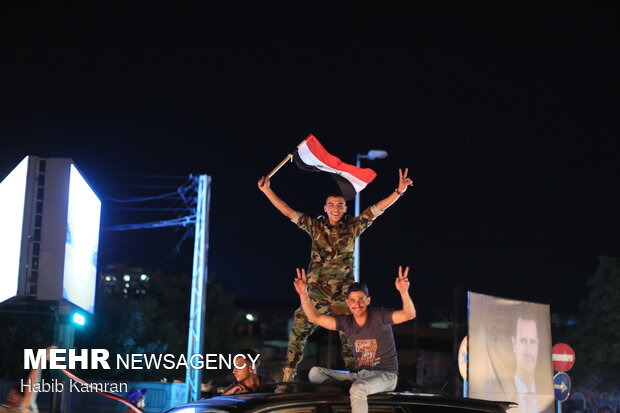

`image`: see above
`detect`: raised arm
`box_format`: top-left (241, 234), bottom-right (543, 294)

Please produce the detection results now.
top-left (294, 268), bottom-right (337, 331)
top-left (258, 176), bottom-right (298, 220)
top-left (20, 364), bottom-right (42, 409)
top-left (391, 266), bottom-right (416, 324)
top-left (22, 346), bottom-right (55, 410)
top-left (375, 168), bottom-right (414, 211)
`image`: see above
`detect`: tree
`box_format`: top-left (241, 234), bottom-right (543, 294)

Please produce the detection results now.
top-left (0, 312), bottom-right (55, 380)
top-left (570, 255), bottom-right (620, 391)
top-left (75, 268), bottom-right (241, 382)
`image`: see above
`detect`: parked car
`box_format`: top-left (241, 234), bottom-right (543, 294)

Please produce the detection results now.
top-left (164, 382), bottom-right (517, 413)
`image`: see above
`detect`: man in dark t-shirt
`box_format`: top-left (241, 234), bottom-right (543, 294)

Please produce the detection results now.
top-left (293, 266), bottom-right (416, 413)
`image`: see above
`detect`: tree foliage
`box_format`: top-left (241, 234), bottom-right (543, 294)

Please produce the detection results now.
top-left (570, 255), bottom-right (620, 391)
top-left (75, 269), bottom-right (239, 382)
top-left (0, 312), bottom-right (55, 380)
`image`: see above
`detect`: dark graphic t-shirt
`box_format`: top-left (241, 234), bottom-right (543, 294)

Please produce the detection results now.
top-left (335, 307), bottom-right (398, 374)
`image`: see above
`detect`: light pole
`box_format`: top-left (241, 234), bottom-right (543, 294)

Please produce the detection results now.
top-left (354, 149), bottom-right (388, 282)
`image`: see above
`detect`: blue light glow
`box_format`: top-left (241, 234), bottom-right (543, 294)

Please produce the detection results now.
top-left (0, 157), bottom-right (29, 304)
top-left (72, 312), bottom-right (86, 326)
top-left (62, 165), bottom-right (101, 314)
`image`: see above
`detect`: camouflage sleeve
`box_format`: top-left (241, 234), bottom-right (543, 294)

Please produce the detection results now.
top-left (291, 212), bottom-right (315, 237)
top-left (352, 204), bottom-right (384, 237)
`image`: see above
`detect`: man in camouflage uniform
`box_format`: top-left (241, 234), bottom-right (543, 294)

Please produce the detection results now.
top-left (258, 168), bottom-right (413, 381)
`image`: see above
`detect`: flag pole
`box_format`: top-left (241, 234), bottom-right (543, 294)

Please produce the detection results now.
top-left (267, 154), bottom-right (293, 178)
top-left (267, 138), bottom-right (307, 178)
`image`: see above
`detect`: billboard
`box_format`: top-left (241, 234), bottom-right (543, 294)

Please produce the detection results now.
top-left (0, 156), bottom-right (101, 313)
top-left (0, 156), bottom-right (30, 304)
top-left (62, 164), bottom-right (101, 313)
top-left (468, 292), bottom-right (554, 413)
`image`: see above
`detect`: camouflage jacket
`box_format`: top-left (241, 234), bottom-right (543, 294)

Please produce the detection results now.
top-left (291, 205), bottom-right (384, 278)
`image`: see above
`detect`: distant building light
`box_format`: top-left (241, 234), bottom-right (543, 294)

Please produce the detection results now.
top-left (72, 312), bottom-right (86, 326)
top-left (246, 313), bottom-right (255, 321)
top-left (567, 319), bottom-right (576, 326)
top-left (140, 274), bottom-right (149, 281)
top-left (123, 288), bottom-right (128, 294)
top-left (123, 274), bottom-right (131, 282)
top-left (430, 321), bottom-right (453, 329)
top-left (105, 275), bottom-right (111, 282)
top-left (125, 283), bottom-right (130, 288)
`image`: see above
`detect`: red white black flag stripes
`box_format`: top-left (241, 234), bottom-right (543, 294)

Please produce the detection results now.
top-left (293, 134), bottom-right (377, 200)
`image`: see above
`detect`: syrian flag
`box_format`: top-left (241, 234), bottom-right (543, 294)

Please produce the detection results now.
top-left (293, 134), bottom-right (377, 200)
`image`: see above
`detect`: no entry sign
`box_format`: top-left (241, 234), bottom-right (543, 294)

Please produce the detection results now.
top-left (552, 343), bottom-right (575, 372)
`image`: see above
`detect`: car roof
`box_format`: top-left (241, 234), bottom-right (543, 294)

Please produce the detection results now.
top-left (166, 386), bottom-right (517, 413)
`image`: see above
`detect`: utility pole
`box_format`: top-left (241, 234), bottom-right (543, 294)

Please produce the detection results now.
top-left (185, 175), bottom-right (211, 402)
top-left (103, 174), bottom-right (212, 402)
top-left (354, 150), bottom-right (388, 281)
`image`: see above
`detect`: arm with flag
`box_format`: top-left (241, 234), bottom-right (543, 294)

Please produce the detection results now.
top-left (258, 134), bottom-right (413, 220)
top-left (257, 176), bottom-right (298, 220)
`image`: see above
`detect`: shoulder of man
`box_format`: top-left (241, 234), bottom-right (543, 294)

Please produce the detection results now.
top-left (371, 307), bottom-right (396, 323)
top-left (334, 313), bottom-right (353, 330)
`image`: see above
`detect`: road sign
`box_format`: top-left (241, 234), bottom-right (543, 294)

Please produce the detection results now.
top-left (554, 372), bottom-right (571, 402)
top-left (552, 343), bottom-right (575, 372)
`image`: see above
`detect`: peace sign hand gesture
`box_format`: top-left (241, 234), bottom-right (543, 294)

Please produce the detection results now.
top-left (294, 268), bottom-right (309, 296)
top-left (397, 168), bottom-right (414, 194)
top-left (395, 266), bottom-right (411, 294)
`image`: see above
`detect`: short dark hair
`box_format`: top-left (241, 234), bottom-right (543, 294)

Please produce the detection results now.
top-left (236, 348), bottom-right (260, 368)
top-left (325, 193), bottom-right (346, 204)
top-left (347, 282), bottom-right (369, 297)
top-left (513, 311), bottom-right (538, 336)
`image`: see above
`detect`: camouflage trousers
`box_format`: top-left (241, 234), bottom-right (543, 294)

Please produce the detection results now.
top-left (285, 272), bottom-right (356, 372)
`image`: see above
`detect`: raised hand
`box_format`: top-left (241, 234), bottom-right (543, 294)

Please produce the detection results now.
top-left (395, 265), bottom-right (411, 294)
top-left (397, 168), bottom-right (414, 193)
top-left (294, 268), bottom-right (309, 296)
top-left (257, 176), bottom-right (271, 192)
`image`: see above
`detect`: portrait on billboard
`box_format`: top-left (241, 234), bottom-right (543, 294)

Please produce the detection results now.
top-left (468, 292), bottom-right (554, 413)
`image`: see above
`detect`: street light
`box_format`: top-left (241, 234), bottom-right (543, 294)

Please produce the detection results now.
top-left (354, 149), bottom-right (388, 282)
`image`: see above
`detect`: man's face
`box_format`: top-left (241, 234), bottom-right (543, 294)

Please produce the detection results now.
top-left (512, 318), bottom-right (539, 377)
top-left (232, 355), bottom-right (253, 382)
top-left (346, 291), bottom-right (370, 317)
top-left (324, 196), bottom-right (347, 223)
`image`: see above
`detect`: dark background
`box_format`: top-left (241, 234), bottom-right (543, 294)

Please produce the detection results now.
top-left (1, 1), bottom-right (619, 322)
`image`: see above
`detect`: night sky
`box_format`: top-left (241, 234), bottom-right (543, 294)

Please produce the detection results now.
top-left (1, 1), bottom-right (619, 322)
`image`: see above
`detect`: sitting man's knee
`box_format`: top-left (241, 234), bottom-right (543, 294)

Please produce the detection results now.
top-left (350, 380), bottom-right (370, 398)
top-left (308, 366), bottom-right (325, 383)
